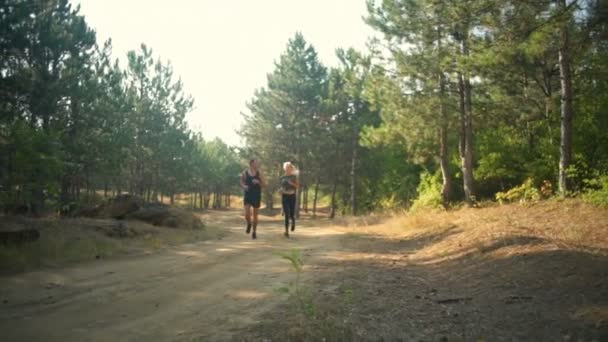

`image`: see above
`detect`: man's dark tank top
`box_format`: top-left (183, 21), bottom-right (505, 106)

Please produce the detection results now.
top-left (244, 170), bottom-right (261, 192)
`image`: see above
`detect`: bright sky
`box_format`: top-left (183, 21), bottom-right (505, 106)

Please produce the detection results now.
top-left (74, 0), bottom-right (376, 147)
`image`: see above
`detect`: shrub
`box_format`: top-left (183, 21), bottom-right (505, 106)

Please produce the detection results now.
top-left (495, 178), bottom-right (541, 204)
top-left (410, 171), bottom-right (443, 212)
top-left (582, 175), bottom-right (608, 207)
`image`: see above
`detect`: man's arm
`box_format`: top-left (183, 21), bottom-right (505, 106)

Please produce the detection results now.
top-left (240, 171), bottom-right (248, 190)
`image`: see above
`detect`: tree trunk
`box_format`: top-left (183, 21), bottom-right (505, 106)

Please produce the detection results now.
top-left (295, 171), bottom-right (301, 219)
top-left (341, 186), bottom-right (348, 216)
top-left (128, 165), bottom-right (134, 195)
top-left (458, 73), bottom-right (466, 161)
top-left (439, 125), bottom-right (451, 208)
top-left (558, 0), bottom-right (574, 194)
top-left (60, 176), bottom-right (71, 212)
top-left (437, 39), bottom-right (451, 208)
top-left (350, 130), bottom-right (358, 215)
top-left (264, 188), bottom-right (273, 210)
top-left (303, 185), bottom-right (309, 213)
top-left (312, 179), bottom-right (320, 218)
top-left (329, 179), bottom-right (338, 219)
top-left (458, 63), bottom-right (475, 205)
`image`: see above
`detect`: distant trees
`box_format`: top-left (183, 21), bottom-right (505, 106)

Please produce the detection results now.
top-left (241, 33), bottom-right (328, 213)
top-left (0, 0), bottom-right (240, 214)
top-left (242, 0), bottom-right (607, 214)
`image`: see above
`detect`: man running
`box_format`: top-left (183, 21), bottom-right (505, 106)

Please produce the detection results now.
top-left (240, 159), bottom-right (265, 239)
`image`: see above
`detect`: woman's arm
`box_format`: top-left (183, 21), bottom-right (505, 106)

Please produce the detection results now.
top-left (258, 171), bottom-right (266, 187)
top-left (288, 176), bottom-right (299, 189)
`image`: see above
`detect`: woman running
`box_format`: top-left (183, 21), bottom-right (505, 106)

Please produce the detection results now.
top-left (240, 159), bottom-right (265, 239)
top-left (280, 161), bottom-right (299, 238)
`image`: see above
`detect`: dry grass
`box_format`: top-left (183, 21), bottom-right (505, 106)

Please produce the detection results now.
top-left (330, 199), bottom-right (608, 264)
top-left (0, 215), bottom-right (224, 275)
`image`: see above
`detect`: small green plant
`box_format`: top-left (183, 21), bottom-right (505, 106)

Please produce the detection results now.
top-left (274, 250), bottom-right (356, 340)
top-left (495, 178), bottom-right (541, 204)
top-left (274, 249), bottom-right (316, 319)
top-left (582, 175), bottom-right (608, 207)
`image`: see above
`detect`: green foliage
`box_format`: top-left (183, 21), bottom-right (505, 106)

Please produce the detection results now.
top-left (275, 249), bottom-right (304, 274)
top-left (495, 179), bottom-right (541, 204)
top-left (1, 122), bottom-right (63, 208)
top-left (357, 144), bottom-right (420, 211)
top-left (410, 171), bottom-right (443, 212)
top-left (1, 0), bottom-right (606, 214)
top-left (0, 1), bottom-right (238, 213)
top-left (361, 0), bottom-right (607, 206)
top-left (582, 175), bottom-right (608, 207)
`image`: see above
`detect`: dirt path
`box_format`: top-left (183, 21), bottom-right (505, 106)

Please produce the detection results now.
top-left (2, 207), bottom-right (607, 341)
top-left (0, 210), bottom-right (344, 342)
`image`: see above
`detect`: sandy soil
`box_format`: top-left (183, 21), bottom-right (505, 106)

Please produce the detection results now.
top-left (0, 210), bottom-right (344, 341)
top-left (1, 205), bottom-right (607, 341)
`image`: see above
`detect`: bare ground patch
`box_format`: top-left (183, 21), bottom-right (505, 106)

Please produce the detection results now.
top-left (245, 200), bottom-right (608, 341)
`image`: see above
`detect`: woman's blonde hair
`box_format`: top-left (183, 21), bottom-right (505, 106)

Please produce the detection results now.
top-left (283, 161), bottom-right (298, 173)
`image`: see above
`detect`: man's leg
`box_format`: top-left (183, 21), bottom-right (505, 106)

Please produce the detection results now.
top-left (252, 207), bottom-right (259, 239)
top-left (245, 204), bottom-right (252, 233)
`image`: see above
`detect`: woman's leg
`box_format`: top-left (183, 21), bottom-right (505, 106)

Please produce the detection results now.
top-left (289, 195), bottom-right (296, 231)
top-left (282, 194), bottom-right (290, 232)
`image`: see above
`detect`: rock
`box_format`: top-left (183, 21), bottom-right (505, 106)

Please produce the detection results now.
top-left (74, 204), bottom-right (103, 218)
top-left (93, 221), bottom-right (137, 238)
top-left (103, 194), bottom-right (143, 219)
top-left (126, 203), bottom-right (170, 225)
top-left (128, 205), bottom-right (203, 230)
top-left (0, 229), bottom-right (40, 245)
top-left (75, 195), bottom-right (203, 230)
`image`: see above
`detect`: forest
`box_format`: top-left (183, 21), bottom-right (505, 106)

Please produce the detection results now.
top-left (1, 1), bottom-right (608, 341)
top-left (1, 0), bottom-right (607, 216)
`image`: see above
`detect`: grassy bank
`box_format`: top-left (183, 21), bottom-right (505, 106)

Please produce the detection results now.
top-left (0, 216), bottom-right (223, 275)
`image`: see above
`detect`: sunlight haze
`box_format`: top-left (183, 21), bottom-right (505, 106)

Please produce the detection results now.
top-left (74, 0), bottom-right (375, 146)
